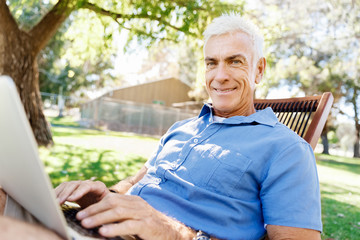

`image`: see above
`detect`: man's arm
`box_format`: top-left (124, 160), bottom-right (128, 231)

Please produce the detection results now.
top-left (266, 225), bottom-right (321, 240)
top-left (109, 166), bottom-right (148, 194)
top-left (0, 216), bottom-right (64, 240)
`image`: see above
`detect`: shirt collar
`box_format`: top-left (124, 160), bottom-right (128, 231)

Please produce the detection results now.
top-left (198, 103), bottom-right (278, 127)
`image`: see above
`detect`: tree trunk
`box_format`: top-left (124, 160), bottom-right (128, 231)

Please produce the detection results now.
top-left (354, 123), bottom-right (360, 158)
top-left (352, 87), bottom-right (360, 158)
top-left (321, 132), bottom-right (329, 155)
top-left (0, 0), bottom-right (76, 146)
top-left (0, 1), bottom-right (51, 146)
top-left (1, 32), bottom-right (53, 146)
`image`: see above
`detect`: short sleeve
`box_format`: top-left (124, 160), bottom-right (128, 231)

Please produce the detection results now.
top-left (260, 141), bottom-right (322, 231)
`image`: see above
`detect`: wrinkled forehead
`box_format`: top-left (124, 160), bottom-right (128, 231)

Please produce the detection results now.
top-left (204, 31), bottom-right (255, 61)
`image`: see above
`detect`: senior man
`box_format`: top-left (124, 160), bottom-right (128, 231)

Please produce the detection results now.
top-left (0, 13), bottom-right (322, 240)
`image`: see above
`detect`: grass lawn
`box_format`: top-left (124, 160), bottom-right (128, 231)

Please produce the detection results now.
top-left (43, 116), bottom-right (360, 239)
top-left (41, 116), bottom-right (159, 187)
top-left (316, 154), bottom-right (360, 239)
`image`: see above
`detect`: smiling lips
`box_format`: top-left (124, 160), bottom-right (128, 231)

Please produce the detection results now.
top-left (213, 87), bottom-right (237, 94)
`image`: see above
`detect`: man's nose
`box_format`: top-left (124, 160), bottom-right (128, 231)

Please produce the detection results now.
top-left (214, 62), bottom-right (229, 83)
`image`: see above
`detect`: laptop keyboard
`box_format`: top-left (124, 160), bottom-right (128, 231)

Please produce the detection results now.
top-left (62, 204), bottom-right (124, 240)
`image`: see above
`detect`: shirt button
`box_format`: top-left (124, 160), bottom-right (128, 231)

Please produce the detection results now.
top-left (193, 138), bottom-right (199, 143)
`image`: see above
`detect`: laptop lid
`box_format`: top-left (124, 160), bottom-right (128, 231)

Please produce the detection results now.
top-left (0, 76), bottom-right (70, 239)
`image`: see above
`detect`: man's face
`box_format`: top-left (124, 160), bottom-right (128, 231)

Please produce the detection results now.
top-left (204, 31), bottom-right (262, 117)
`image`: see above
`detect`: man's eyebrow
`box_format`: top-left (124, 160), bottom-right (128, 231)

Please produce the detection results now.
top-left (204, 57), bottom-right (217, 62)
top-left (226, 54), bottom-right (246, 60)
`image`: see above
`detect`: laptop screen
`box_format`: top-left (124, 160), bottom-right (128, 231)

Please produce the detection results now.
top-left (0, 76), bottom-right (69, 239)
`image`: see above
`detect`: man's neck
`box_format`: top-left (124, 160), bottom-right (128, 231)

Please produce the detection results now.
top-left (213, 105), bottom-right (256, 118)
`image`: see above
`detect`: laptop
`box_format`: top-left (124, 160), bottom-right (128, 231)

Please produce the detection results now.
top-left (0, 76), bottom-right (133, 240)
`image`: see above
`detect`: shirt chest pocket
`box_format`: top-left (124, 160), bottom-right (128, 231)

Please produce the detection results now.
top-left (187, 145), bottom-right (252, 198)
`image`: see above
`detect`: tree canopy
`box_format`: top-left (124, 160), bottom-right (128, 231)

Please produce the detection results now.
top-left (2, 0), bottom-right (360, 156)
top-left (251, 0), bottom-right (360, 156)
top-left (0, 0), bottom-right (241, 146)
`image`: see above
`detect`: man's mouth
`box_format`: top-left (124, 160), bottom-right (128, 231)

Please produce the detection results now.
top-left (213, 87), bottom-right (237, 93)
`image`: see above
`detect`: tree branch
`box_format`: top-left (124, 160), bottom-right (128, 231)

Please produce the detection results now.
top-left (29, 0), bottom-right (77, 54)
top-left (0, 0), bottom-right (20, 34)
top-left (338, 109), bottom-right (352, 119)
top-left (81, 2), bottom-right (128, 20)
top-left (115, 20), bottom-right (176, 43)
top-left (81, 2), bottom-right (195, 36)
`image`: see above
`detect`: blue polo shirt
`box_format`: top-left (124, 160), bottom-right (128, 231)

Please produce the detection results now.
top-left (128, 104), bottom-right (322, 239)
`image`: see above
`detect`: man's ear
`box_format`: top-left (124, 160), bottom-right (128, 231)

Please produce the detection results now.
top-left (255, 57), bottom-right (266, 84)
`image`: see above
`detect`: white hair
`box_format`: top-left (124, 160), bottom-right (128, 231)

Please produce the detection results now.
top-left (203, 13), bottom-right (264, 65)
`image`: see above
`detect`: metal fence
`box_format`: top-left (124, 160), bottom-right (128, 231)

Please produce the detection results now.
top-left (80, 98), bottom-right (199, 137)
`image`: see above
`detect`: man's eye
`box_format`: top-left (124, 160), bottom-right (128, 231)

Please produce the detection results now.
top-left (206, 62), bottom-right (216, 68)
top-left (231, 60), bottom-right (242, 65)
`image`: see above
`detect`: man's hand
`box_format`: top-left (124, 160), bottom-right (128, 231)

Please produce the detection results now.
top-left (55, 166), bottom-right (148, 208)
top-left (110, 166), bottom-right (148, 194)
top-left (76, 193), bottom-right (195, 240)
top-left (55, 180), bottom-right (109, 208)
